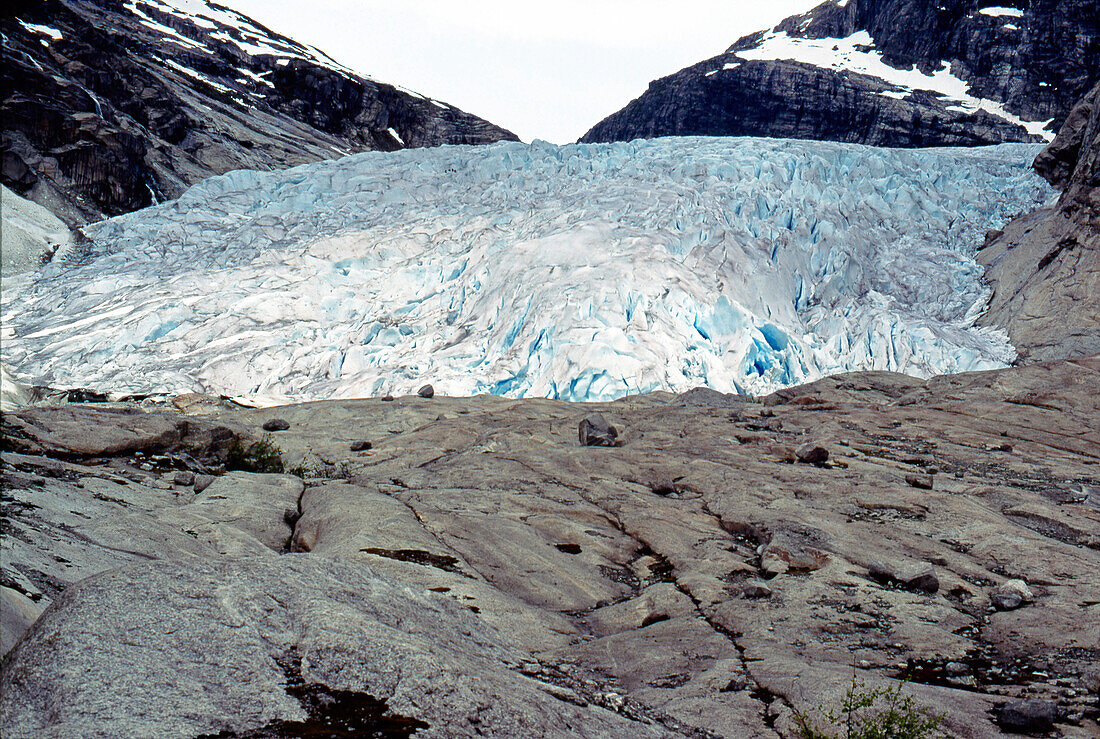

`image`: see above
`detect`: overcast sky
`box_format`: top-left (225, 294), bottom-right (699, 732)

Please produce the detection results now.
top-left (225, 1), bottom-right (819, 144)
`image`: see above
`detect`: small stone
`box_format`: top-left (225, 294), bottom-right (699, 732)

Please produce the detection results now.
top-left (578, 413), bottom-right (620, 447)
top-left (760, 552), bottom-right (788, 579)
top-left (349, 440), bottom-right (372, 452)
top-left (945, 661), bottom-right (969, 676)
top-left (898, 563), bottom-right (939, 593)
top-left (417, 384), bottom-right (435, 398)
top-left (997, 699), bottom-right (1061, 733)
top-left (867, 561), bottom-right (895, 582)
top-left (193, 474), bottom-right (215, 493)
top-left (173, 471), bottom-right (195, 486)
top-left (991, 592), bottom-right (1024, 611)
top-left (905, 473), bottom-right (934, 490)
top-left (991, 578), bottom-right (1034, 611)
top-left (868, 561), bottom-right (938, 593)
top-left (741, 580), bottom-right (773, 599)
top-left (857, 660), bottom-right (871, 669)
top-left (262, 418), bottom-right (290, 432)
top-left (795, 444), bottom-right (829, 466)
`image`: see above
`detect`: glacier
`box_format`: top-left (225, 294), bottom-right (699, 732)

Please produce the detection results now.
top-left (0, 137), bottom-right (1052, 404)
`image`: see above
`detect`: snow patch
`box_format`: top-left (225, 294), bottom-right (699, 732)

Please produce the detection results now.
top-left (160, 58), bottom-right (233, 94)
top-left (978, 6), bottom-right (1024, 18)
top-left (735, 30), bottom-right (1053, 141)
top-left (16, 20), bottom-right (63, 41)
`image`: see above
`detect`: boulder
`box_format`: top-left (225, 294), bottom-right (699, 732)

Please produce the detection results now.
top-left (996, 699), bottom-right (1062, 733)
top-left (795, 444), bottom-right (829, 466)
top-left (417, 385), bottom-right (435, 399)
top-left (578, 413), bottom-right (620, 447)
top-left (991, 579), bottom-right (1034, 611)
top-left (905, 473), bottom-right (934, 490)
top-left (262, 418), bottom-right (290, 432)
top-left (867, 561), bottom-right (939, 593)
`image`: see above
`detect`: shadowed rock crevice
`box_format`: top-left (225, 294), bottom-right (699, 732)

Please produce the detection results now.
top-left (198, 650), bottom-right (430, 739)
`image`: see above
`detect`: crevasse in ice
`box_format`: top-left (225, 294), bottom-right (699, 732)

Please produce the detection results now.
top-left (0, 137), bottom-right (1051, 403)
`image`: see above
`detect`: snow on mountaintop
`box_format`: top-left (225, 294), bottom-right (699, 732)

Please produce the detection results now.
top-left (1, 138), bottom-right (1051, 404)
top-left (123, 0), bottom-right (357, 78)
top-left (732, 31), bottom-right (1054, 141)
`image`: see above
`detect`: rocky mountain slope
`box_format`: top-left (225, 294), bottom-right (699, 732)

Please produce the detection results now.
top-left (2, 359), bottom-right (1098, 736)
top-left (977, 81), bottom-right (1100, 361)
top-left (582, 0), bottom-right (1099, 147)
top-left (2, 0), bottom-right (517, 226)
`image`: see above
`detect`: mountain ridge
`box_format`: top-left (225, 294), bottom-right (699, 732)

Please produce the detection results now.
top-left (582, 0), bottom-right (1099, 147)
top-left (1, 0), bottom-right (517, 226)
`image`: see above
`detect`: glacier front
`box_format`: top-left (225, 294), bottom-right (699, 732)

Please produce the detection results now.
top-left (0, 137), bottom-right (1051, 403)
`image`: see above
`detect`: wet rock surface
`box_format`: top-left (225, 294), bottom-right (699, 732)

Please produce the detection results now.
top-left (2, 358), bottom-right (1099, 736)
top-left (979, 82), bottom-right (1100, 363)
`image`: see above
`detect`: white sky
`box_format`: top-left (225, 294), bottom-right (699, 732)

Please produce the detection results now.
top-left (224, 1), bottom-right (820, 144)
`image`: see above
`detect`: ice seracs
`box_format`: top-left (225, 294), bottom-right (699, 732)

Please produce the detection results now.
top-left (0, 138), bottom-right (1051, 403)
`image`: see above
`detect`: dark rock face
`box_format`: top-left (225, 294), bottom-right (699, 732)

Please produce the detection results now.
top-left (581, 0), bottom-right (1099, 147)
top-left (977, 81), bottom-right (1100, 361)
top-left (1036, 82), bottom-right (1100, 229)
top-left (2, 0), bottom-right (517, 225)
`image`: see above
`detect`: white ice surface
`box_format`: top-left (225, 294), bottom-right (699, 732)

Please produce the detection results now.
top-left (735, 31), bottom-right (1053, 140)
top-left (0, 138), bottom-right (1051, 403)
top-left (1, 185), bottom-right (72, 278)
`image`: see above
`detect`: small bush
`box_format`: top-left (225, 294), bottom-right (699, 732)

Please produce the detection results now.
top-left (793, 676), bottom-right (944, 739)
top-left (226, 434), bottom-right (285, 473)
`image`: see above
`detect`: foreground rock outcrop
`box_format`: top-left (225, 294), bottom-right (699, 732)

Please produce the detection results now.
top-left (582, 0), bottom-right (1098, 147)
top-left (2, 0), bottom-right (517, 225)
top-left (2, 358), bottom-right (1098, 736)
top-left (978, 82), bottom-right (1100, 362)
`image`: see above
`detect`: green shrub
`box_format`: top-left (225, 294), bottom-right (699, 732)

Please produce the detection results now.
top-left (226, 434), bottom-right (285, 473)
top-left (793, 676), bottom-right (944, 739)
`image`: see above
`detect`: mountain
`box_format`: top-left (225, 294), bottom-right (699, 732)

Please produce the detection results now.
top-left (977, 81), bottom-right (1100, 361)
top-left (581, 0), bottom-right (1099, 147)
top-left (1, 0), bottom-right (518, 226)
top-left (0, 137), bottom-right (1049, 403)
